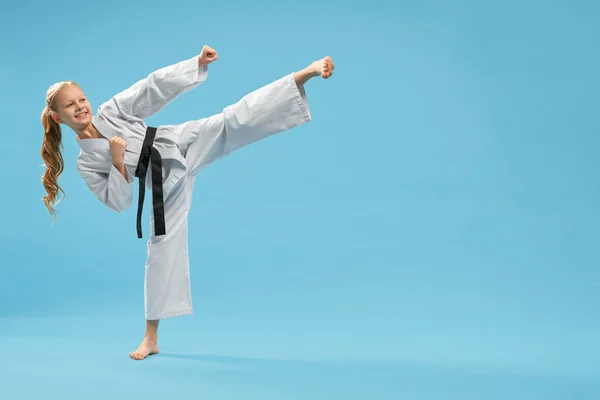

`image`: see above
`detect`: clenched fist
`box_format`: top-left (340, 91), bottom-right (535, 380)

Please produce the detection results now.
top-left (109, 136), bottom-right (127, 164)
top-left (198, 45), bottom-right (218, 66)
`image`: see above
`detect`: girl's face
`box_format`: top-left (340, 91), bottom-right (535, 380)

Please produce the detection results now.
top-left (51, 84), bottom-right (92, 130)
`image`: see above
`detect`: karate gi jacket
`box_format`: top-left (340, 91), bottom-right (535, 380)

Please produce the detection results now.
top-left (75, 55), bottom-right (208, 213)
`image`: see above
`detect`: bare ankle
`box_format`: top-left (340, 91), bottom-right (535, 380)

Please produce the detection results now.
top-left (144, 334), bottom-right (158, 343)
top-left (143, 319), bottom-right (159, 343)
top-left (294, 68), bottom-right (318, 88)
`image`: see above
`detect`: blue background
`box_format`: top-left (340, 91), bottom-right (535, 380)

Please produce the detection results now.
top-left (1, 0), bottom-right (599, 398)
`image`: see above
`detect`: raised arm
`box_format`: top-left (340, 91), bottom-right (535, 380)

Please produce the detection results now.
top-left (109, 46), bottom-right (218, 120)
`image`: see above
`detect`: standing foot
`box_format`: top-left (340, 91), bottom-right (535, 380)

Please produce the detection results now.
top-left (129, 319), bottom-right (160, 360)
top-left (129, 337), bottom-right (160, 360)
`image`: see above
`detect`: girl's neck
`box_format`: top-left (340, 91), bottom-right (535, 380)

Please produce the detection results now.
top-left (75, 123), bottom-right (106, 140)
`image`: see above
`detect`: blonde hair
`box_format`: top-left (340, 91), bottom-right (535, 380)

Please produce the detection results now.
top-left (41, 81), bottom-right (78, 222)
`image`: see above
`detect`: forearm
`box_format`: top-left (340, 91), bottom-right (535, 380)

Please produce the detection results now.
top-left (113, 160), bottom-right (127, 179)
top-left (113, 55), bottom-right (209, 119)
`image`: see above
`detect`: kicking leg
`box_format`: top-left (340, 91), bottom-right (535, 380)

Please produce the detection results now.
top-left (175, 55), bottom-right (335, 175)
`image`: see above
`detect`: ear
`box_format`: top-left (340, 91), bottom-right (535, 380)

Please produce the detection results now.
top-left (50, 112), bottom-right (61, 124)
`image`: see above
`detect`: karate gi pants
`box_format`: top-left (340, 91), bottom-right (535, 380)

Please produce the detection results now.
top-left (143, 73), bottom-right (311, 320)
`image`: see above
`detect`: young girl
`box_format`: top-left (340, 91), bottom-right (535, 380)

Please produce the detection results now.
top-left (40, 45), bottom-right (334, 360)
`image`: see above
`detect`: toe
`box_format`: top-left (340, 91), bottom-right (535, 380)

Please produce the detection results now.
top-left (327, 57), bottom-right (335, 70)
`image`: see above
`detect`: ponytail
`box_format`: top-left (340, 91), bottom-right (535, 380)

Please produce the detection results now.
top-left (40, 104), bottom-right (65, 222)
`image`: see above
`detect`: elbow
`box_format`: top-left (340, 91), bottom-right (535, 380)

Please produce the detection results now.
top-left (111, 199), bottom-right (133, 213)
top-left (106, 193), bottom-right (133, 213)
top-left (111, 205), bottom-right (128, 214)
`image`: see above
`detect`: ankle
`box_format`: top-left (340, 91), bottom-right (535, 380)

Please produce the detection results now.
top-left (306, 65), bottom-right (321, 77)
top-left (143, 334), bottom-right (158, 343)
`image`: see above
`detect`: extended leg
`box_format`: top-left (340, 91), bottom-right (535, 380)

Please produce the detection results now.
top-left (173, 56), bottom-right (335, 175)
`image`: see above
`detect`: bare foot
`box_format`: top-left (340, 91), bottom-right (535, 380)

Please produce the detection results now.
top-left (129, 338), bottom-right (159, 360)
top-left (312, 56), bottom-right (335, 79)
top-left (294, 56), bottom-right (335, 87)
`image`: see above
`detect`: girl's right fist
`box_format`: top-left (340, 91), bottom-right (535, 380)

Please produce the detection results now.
top-left (109, 136), bottom-right (127, 162)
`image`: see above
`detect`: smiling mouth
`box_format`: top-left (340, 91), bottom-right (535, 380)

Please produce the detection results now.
top-left (75, 111), bottom-right (88, 119)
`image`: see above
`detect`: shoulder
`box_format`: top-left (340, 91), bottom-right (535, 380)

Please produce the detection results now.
top-left (97, 93), bottom-right (143, 125)
top-left (96, 96), bottom-right (119, 119)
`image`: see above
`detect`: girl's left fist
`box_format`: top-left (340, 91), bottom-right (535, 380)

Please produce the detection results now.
top-left (198, 45), bottom-right (218, 66)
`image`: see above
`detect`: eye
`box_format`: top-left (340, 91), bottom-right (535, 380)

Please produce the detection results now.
top-left (80, 98), bottom-right (86, 102)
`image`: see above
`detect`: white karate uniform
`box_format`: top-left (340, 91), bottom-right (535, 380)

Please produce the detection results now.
top-left (76, 54), bottom-right (312, 319)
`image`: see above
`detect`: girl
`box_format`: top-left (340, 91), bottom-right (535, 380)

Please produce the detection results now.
top-left (40, 45), bottom-right (334, 360)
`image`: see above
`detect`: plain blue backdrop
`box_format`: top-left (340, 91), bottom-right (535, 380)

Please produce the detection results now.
top-left (1, 0), bottom-right (599, 398)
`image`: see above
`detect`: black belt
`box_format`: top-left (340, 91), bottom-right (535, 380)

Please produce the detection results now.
top-left (134, 126), bottom-right (166, 238)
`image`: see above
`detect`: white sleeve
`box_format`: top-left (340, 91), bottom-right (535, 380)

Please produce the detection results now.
top-left (110, 55), bottom-right (208, 120)
top-left (77, 164), bottom-right (135, 213)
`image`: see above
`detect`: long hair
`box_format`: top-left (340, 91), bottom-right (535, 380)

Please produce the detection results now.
top-left (41, 81), bottom-right (77, 223)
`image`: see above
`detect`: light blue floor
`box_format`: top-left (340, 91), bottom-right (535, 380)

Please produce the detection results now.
top-left (2, 314), bottom-right (598, 399)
